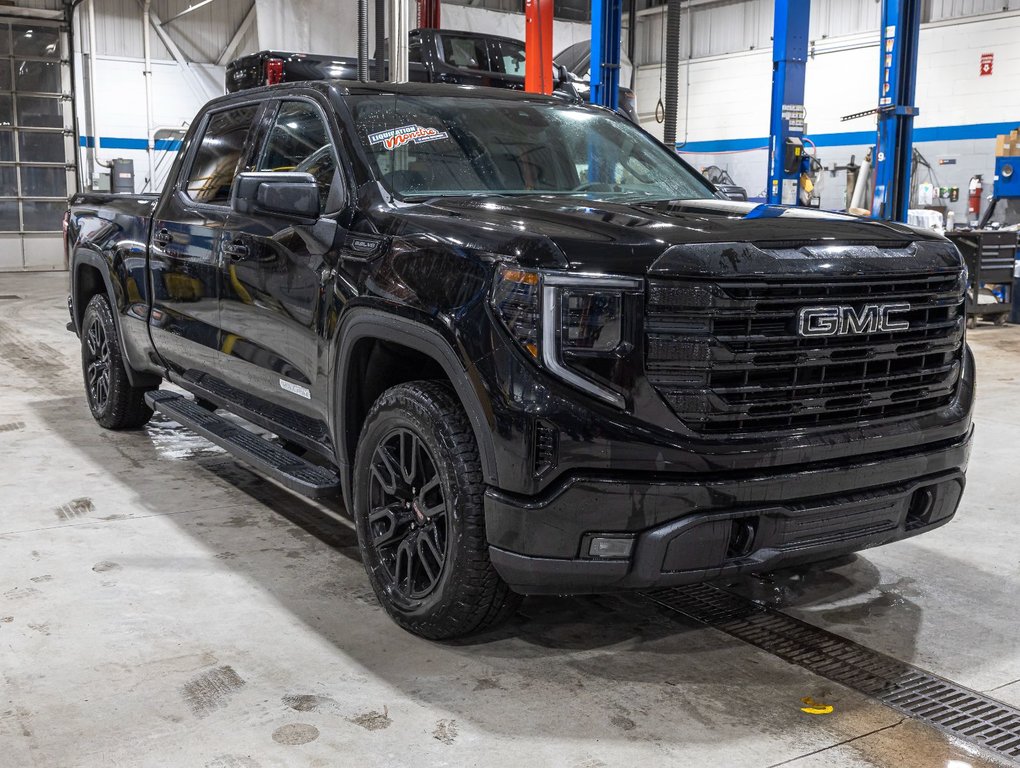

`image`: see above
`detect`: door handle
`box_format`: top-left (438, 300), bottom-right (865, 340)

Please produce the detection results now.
top-left (153, 228), bottom-right (172, 246)
top-left (223, 241), bottom-right (249, 261)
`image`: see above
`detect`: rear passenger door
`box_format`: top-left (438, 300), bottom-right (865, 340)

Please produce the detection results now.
top-left (149, 102), bottom-right (261, 378)
top-left (432, 33), bottom-right (497, 87)
top-left (217, 96), bottom-right (344, 433)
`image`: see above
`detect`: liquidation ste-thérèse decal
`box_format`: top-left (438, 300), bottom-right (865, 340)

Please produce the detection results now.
top-left (368, 124), bottom-right (449, 151)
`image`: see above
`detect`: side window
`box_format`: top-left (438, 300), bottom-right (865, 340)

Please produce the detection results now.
top-left (184, 105), bottom-right (258, 205)
top-left (441, 36), bottom-right (489, 71)
top-left (408, 43), bottom-right (422, 64)
top-left (256, 101), bottom-right (339, 213)
top-left (494, 40), bottom-right (526, 77)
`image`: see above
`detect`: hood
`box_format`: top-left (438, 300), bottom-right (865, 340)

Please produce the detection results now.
top-left (384, 196), bottom-right (944, 276)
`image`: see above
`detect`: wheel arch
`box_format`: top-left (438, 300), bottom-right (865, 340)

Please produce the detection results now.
top-left (71, 247), bottom-right (159, 388)
top-left (332, 309), bottom-right (499, 512)
top-left (71, 247), bottom-right (117, 332)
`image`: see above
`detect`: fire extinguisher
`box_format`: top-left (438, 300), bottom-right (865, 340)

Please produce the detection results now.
top-left (968, 174), bottom-right (984, 224)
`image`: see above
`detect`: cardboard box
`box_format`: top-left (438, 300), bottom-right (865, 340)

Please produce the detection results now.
top-left (995, 132), bottom-right (1020, 157)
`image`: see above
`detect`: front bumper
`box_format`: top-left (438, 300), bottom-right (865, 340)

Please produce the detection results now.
top-left (486, 430), bottom-right (971, 594)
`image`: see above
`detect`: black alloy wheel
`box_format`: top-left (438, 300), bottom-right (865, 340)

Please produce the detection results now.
top-left (367, 427), bottom-right (449, 603)
top-left (80, 294), bottom-right (154, 429)
top-left (353, 381), bottom-right (521, 639)
top-left (83, 312), bottom-right (112, 411)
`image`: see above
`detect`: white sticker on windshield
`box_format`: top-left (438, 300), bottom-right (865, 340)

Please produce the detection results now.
top-left (368, 124), bottom-right (449, 151)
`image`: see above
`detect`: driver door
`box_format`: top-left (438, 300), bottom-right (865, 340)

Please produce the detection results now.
top-left (217, 96), bottom-right (344, 433)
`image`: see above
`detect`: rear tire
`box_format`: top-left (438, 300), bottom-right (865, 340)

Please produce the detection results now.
top-left (353, 381), bottom-right (521, 640)
top-left (80, 294), bottom-right (154, 430)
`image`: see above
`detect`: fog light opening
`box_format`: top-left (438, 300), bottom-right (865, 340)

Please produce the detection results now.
top-left (587, 535), bottom-right (634, 560)
top-left (906, 486), bottom-right (936, 526)
top-left (727, 517), bottom-right (758, 559)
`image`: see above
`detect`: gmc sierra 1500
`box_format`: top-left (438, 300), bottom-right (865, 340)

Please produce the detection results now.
top-left (66, 81), bottom-right (974, 639)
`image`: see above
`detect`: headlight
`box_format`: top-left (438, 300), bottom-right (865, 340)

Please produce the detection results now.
top-left (490, 265), bottom-right (643, 408)
top-left (490, 265), bottom-right (541, 359)
top-left (561, 290), bottom-right (624, 351)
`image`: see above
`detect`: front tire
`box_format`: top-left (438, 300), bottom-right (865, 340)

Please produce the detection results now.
top-left (80, 294), bottom-right (154, 430)
top-left (353, 381), bottom-right (520, 640)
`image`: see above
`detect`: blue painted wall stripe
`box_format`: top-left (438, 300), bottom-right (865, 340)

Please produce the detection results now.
top-left (676, 120), bottom-right (1020, 154)
top-left (78, 135), bottom-right (182, 151)
top-left (77, 120), bottom-right (1020, 157)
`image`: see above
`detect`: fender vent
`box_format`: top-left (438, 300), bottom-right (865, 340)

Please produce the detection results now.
top-left (533, 421), bottom-right (557, 477)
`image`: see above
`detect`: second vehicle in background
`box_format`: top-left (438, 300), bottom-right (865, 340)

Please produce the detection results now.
top-left (226, 27), bottom-right (639, 122)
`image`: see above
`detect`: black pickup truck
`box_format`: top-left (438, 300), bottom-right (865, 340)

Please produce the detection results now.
top-left (226, 27), bottom-right (639, 122)
top-left (66, 81), bottom-right (974, 639)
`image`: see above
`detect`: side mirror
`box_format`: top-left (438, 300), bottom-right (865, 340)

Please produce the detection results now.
top-left (231, 172), bottom-right (320, 222)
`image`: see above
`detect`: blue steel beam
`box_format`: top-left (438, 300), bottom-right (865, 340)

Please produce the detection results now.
top-left (767, 0), bottom-right (810, 206)
top-left (590, 0), bottom-right (622, 111)
top-left (871, 0), bottom-right (921, 221)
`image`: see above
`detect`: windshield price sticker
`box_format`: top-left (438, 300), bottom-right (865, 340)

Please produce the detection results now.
top-left (368, 124), bottom-right (449, 151)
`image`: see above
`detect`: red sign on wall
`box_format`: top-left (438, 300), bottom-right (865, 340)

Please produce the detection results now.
top-left (980, 52), bottom-right (994, 76)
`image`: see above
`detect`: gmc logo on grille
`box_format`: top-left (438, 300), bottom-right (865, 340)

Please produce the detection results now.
top-left (797, 303), bottom-right (911, 337)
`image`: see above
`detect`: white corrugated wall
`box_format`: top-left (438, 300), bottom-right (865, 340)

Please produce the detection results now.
top-left (82, 0), bottom-right (257, 62)
top-left (929, 0), bottom-right (1020, 20)
top-left (633, 0), bottom-right (1020, 66)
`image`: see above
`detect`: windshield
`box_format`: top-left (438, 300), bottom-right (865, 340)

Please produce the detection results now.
top-left (350, 95), bottom-right (714, 202)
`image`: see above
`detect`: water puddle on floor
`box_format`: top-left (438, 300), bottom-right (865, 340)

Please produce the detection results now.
top-left (145, 415), bottom-right (226, 461)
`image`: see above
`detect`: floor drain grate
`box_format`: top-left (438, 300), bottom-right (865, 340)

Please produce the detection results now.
top-left (646, 584), bottom-right (1020, 762)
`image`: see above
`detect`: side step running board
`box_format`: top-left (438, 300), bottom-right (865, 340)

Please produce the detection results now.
top-left (145, 390), bottom-right (340, 499)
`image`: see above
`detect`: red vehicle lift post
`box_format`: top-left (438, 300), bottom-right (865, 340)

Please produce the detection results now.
top-left (525, 0), bottom-right (553, 94)
top-left (417, 0), bottom-right (440, 28)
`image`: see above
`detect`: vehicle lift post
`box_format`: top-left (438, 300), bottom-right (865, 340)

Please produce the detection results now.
top-left (766, 0), bottom-right (810, 206)
top-left (871, 0), bottom-right (921, 221)
top-left (416, 0), bottom-right (440, 28)
top-left (525, 0), bottom-right (554, 94)
top-left (389, 0), bottom-right (411, 83)
top-left (590, 0), bottom-right (623, 111)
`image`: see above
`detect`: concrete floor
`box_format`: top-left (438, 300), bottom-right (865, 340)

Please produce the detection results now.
top-left (1, 271), bottom-right (1019, 768)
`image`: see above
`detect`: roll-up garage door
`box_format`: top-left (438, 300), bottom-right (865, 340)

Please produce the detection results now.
top-left (0, 17), bottom-right (75, 271)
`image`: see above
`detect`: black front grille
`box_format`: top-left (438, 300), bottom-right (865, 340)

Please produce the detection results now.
top-left (645, 271), bottom-right (965, 434)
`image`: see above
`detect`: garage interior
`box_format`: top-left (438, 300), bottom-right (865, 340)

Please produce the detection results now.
top-left (2, 0), bottom-right (1020, 766)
